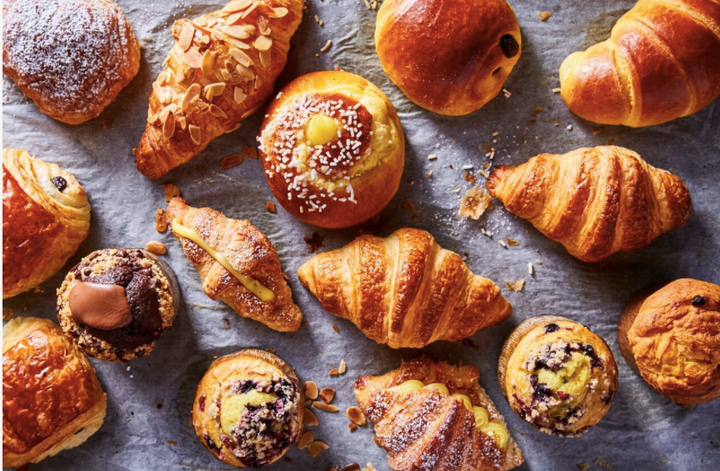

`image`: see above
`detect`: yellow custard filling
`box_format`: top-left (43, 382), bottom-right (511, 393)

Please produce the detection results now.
top-left (306, 114), bottom-right (340, 146)
top-left (388, 380), bottom-right (509, 449)
top-left (171, 220), bottom-right (275, 302)
top-left (220, 390), bottom-right (278, 435)
top-left (536, 351), bottom-right (591, 397)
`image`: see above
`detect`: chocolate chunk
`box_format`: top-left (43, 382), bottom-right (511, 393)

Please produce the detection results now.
top-left (50, 176), bottom-right (67, 191)
top-left (691, 296), bottom-right (706, 307)
top-left (500, 34), bottom-right (520, 58)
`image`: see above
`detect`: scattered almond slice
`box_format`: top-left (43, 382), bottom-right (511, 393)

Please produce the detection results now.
top-left (155, 208), bottom-right (168, 233)
top-left (266, 201), bottom-right (276, 213)
top-left (459, 186), bottom-right (492, 220)
top-left (328, 368), bottom-right (339, 376)
top-left (304, 381), bottom-right (319, 400)
top-left (307, 440), bottom-right (329, 458)
top-left (537, 11), bottom-right (553, 21)
top-left (319, 388), bottom-right (335, 404)
top-left (346, 406), bottom-right (366, 426)
top-left (298, 430), bottom-right (314, 450)
top-left (145, 241), bottom-right (167, 255)
top-left (3, 308), bottom-right (16, 322)
top-left (313, 401), bottom-right (339, 412)
top-left (220, 154), bottom-right (244, 169)
top-left (241, 145), bottom-right (258, 159)
top-left (338, 359), bottom-right (347, 375)
top-left (348, 422), bottom-right (358, 432)
top-left (304, 408), bottom-right (319, 426)
top-left (163, 183), bottom-right (181, 202)
top-left (505, 279), bottom-right (526, 292)
top-left (506, 238), bottom-right (519, 246)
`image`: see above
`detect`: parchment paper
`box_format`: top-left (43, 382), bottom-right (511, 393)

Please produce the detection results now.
top-left (3, 1), bottom-right (720, 470)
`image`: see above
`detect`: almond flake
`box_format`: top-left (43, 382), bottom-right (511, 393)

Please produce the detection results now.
top-left (298, 430), bottom-right (314, 450)
top-left (220, 154), bottom-right (243, 169)
top-left (328, 368), bottom-right (339, 376)
top-left (236, 64), bottom-right (255, 81)
top-left (307, 440), bottom-right (329, 458)
top-left (320, 40), bottom-right (332, 53)
top-left (163, 111), bottom-right (176, 139)
top-left (259, 50), bottom-right (271, 69)
top-left (346, 406), bottom-right (366, 426)
top-left (182, 84), bottom-right (201, 112)
top-left (338, 359), bottom-right (347, 374)
top-left (205, 83), bottom-right (226, 101)
top-left (163, 183), bottom-right (181, 202)
top-left (145, 241), bottom-right (167, 255)
top-left (177, 116), bottom-right (187, 130)
top-left (349, 422), bottom-right (358, 432)
top-left (222, 0), bottom-right (253, 12)
top-left (304, 381), bottom-right (319, 400)
top-left (175, 67), bottom-right (186, 83)
top-left (241, 145), bottom-right (258, 159)
top-left (183, 47), bottom-right (203, 68)
top-left (241, 1), bottom-right (260, 18)
top-left (178, 23), bottom-right (195, 51)
top-left (201, 49), bottom-right (217, 75)
top-left (153, 82), bottom-right (167, 103)
top-left (155, 208), bottom-right (168, 233)
top-left (528, 262), bottom-right (535, 276)
top-left (304, 408), bottom-right (319, 426)
top-left (158, 71), bottom-right (168, 85)
top-left (319, 388), bottom-right (335, 403)
top-left (266, 201), bottom-right (276, 213)
top-left (234, 87), bottom-right (247, 104)
top-left (258, 16), bottom-right (271, 35)
top-left (254, 35), bottom-right (272, 51)
top-left (228, 37), bottom-right (251, 49)
top-left (313, 401), bottom-right (338, 412)
top-left (189, 125), bottom-right (201, 145)
top-left (230, 48), bottom-right (253, 67)
top-left (223, 25), bottom-right (253, 40)
top-left (227, 11), bottom-right (244, 24)
top-left (269, 6), bottom-right (288, 18)
top-left (537, 11), bottom-right (553, 21)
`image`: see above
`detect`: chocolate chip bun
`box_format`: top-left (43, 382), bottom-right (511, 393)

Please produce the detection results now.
top-left (56, 248), bottom-right (178, 362)
top-left (258, 70), bottom-right (405, 228)
top-left (192, 349), bottom-right (303, 468)
top-left (498, 316), bottom-right (618, 437)
top-left (618, 279), bottom-right (720, 406)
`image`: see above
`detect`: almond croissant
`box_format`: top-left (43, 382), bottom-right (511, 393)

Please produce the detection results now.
top-left (166, 197), bottom-right (302, 332)
top-left (486, 146), bottom-right (692, 263)
top-left (134, 0), bottom-right (303, 179)
top-left (297, 228), bottom-right (512, 348)
top-left (354, 357), bottom-right (523, 471)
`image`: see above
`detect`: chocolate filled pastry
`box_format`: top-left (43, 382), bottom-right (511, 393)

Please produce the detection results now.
top-left (192, 349), bottom-right (303, 468)
top-left (3, 149), bottom-right (91, 299)
top-left (56, 248), bottom-right (179, 362)
top-left (3, 317), bottom-right (107, 468)
top-left (258, 70), bottom-right (405, 228)
top-left (498, 316), bottom-right (618, 437)
top-left (134, 0), bottom-right (304, 179)
top-left (618, 279), bottom-right (720, 406)
top-left (374, 0), bottom-right (521, 116)
top-left (2, 0), bottom-right (140, 124)
top-left (354, 357), bottom-right (523, 471)
top-left (166, 197), bottom-right (303, 332)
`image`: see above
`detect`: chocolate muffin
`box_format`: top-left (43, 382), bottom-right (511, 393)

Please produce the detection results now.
top-left (57, 248), bottom-right (178, 362)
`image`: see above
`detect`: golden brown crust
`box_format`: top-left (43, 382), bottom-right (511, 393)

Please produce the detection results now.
top-left (559, 0), bottom-right (720, 127)
top-left (621, 279), bottom-right (720, 406)
top-left (134, 0), bottom-right (304, 179)
top-left (3, 149), bottom-right (91, 298)
top-left (498, 316), bottom-right (618, 437)
top-left (486, 146), bottom-right (692, 263)
top-left (354, 357), bottom-right (523, 471)
top-left (2, 0), bottom-right (140, 125)
top-left (3, 317), bottom-right (107, 468)
top-left (375, 0), bottom-right (521, 116)
top-left (258, 70), bottom-right (405, 228)
top-left (297, 228), bottom-right (512, 348)
top-left (166, 197), bottom-right (302, 332)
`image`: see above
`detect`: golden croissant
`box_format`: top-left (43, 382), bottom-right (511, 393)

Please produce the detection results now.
top-left (134, 0), bottom-right (303, 178)
top-left (559, 0), bottom-right (720, 127)
top-left (166, 197), bottom-right (302, 332)
top-left (486, 146), bottom-right (692, 263)
top-left (354, 357), bottom-right (524, 471)
top-left (297, 228), bottom-right (512, 348)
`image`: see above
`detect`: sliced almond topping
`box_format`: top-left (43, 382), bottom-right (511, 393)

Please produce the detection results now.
top-left (319, 388), bottom-right (335, 404)
top-left (313, 401), bottom-right (338, 412)
top-left (147, 113), bottom-right (159, 126)
top-left (183, 47), bottom-right (203, 68)
top-left (158, 71), bottom-right (168, 85)
top-left (346, 406), bottom-right (366, 426)
top-left (221, 69), bottom-right (234, 82)
top-left (204, 82), bottom-right (226, 101)
top-left (269, 6), bottom-right (289, 18)
top-left (236, 64), bottom-right (255, 81)
top-left (197, 33), bottom-right (210, 45)
top-left (255, 75), bottom-right (263, 90)
top-left (153, 82), bottom-right (167, 103)
top-left (242, 1), bottom-right (260, 18)
top-left (229, 48), bottom-right (252, 67)
top-left (254, 35), bottom-right (272, 51)
top-left (339, 359), bottom-right (347, 374)
top-left (257, 16), bottom-right (271, 35)
top-left (220, 154), bottom-right (244, 169)
top-left (223, 24), bottom-right (253, 39)
top-left (156, 208), bottom-right (168, 233)
top-left (304, 381), bottom-right (319, 400)
top-left (297, 430), bottom-right (314, 450)
top-left (177, 115), bottom-right (187, 130)
top-left (175, 67), bottom-right (186, 83)
top-left (201, 49), bottom-right (217, 75)
top-left (227, 37), bottom-right (251, 49)
top-left (307, 441), bottom-right (329, 458)
top-left (222, 0), bottom-right (253, 12)
top-left (178, 23), bottom-right (195, 51)
top-left (234, 87), bottom-right (247, 104)
top-left (258, 50), bottom-right (271, 69)
top-left (163, 111), bottom-right (176, 139)
top-left (163, 183), bottom-right (181, 202)
top-left (189, 125), bottom-right (202, 145)
top-left (227, 11), bottom-right (244, 24)
top-left (182, 84), bottom-right (202, 112)
top-left (304, 408), bottom-right (319, 426)
top-left (145, 241), bottom-right (167, 255)
top-left (193, 16), bottom-right (208, 27)
top-left (210, 104), bottom-right (228, 119)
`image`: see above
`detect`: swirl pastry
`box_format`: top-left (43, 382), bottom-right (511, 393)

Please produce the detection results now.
top-left (192, 349), bottom-right (303, 468)
top-left (375, 0), bottom-right (522, 115)
top-left (498, 316), bottom-right (618, 437)
top-left (298, 228), bottom-right (512, 348)
top-left (2, 0), bottom-right (140, 124)
top-left (166, 197), bottom-right (303, 332)
top-left (258, 70), bottom-right (405, 228)
top-left (3, 149), bottom-right (91, 298)
top-left (354, 357), bottom-right (523, 471)
top-left (56, 248), bottom-right (179, 362)
top-left (134, 0), bottom-right (304, 179)
top-left (486, 146), bottom-right (692, 263)
top-left (619, 279), bottom-right (720, 406)
top-left (3, 317), bottom-right (107, 468)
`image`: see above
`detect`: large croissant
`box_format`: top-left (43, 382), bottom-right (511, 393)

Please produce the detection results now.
top-left (354, 357), bottom-right (524, 471)
top-left (297, 228), bottom-right (511, 348)
top-left (134, 0), bottom-right (303, 179)
top-left (486, 146), bottom-right (692, 263)
top-left (559, 0), bottom-right (720, 127)
top-left (166, 197), bottom-right (302, 332)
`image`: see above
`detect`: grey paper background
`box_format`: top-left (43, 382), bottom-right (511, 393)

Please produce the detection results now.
top-left (3, 0), bottom-right (720, 470)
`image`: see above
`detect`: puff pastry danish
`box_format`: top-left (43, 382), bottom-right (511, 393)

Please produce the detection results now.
top-left (3, 317), bottom-right (107, 468)
top-left (3, 149), bottom-right (91, 298)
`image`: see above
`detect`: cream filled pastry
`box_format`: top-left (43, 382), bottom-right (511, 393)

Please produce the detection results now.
top-left (258, 70), bottom-right (405, 228)
top-left (56, 248), bottom-right (179, 362)
top-left (498, 316), bottom-right (618, 437)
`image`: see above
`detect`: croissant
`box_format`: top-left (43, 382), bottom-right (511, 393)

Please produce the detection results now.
top-left (354, 357), bottom-right (523, 471)
top-left (166, 197), bottom-right (302, 332)
top-left (3, 149), bottom-right (91, 298)
top-left (297, 228), bottom-right (512, 349)
top-left (134, 0), bottom-right (303, 179)
top-left (486, 146), bottom-right (692, 263)
top-left (559, 0), bottom-right (720, 127)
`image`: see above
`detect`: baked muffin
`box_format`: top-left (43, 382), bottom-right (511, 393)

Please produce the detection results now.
top-left (498, 316), bottom-right (618, 437)
top-left (192, 349), bottom-right (303, 468)
top-left (618, 279), bottom-right (720, 406)
top-left (56, 248), bottom-right (179, 362)
top-left (258, 70), bottom-right (405, 228)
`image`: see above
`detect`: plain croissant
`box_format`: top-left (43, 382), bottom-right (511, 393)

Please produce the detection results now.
top-left (486, 146), bottom-right (692, 263)
top-left (134, 0), bottom-right (303, 178)
top-left (559, 0), bottom-right (720, 127)
top-left (297, 228), bottom-right (512, 349)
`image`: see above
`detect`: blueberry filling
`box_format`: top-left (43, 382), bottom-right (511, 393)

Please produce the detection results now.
top-left (51, 176), bottom-right (67, 191)
top-left (544, 323), bottom-right (560, 333)
top-left (691, 296), bottom-right (706, 307)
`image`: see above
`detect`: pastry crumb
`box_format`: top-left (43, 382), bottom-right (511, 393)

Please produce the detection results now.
top-left (241, 145), bottom-right (258, 159)
top-left (145, 241), bottom-right (167, 255)
top-left (303, 232), bottom-right (325, 253)
top-left (155, 208), bottom-right (168, 233)
top-left (162, 183), bottom-right (181, 202)
top-left (320, 40), bottom-right (332, 53)
top-left (332, 324), bottom-right (340, 334)
top-left (266, 201), bottom-right (277, 213)
top-left (338, 359), bottom-right (347, 374)
top-left (537, 11), bottom-right (553, 21)
top-left (3, 308), bottom-right (16, 322)
top-left (505, 279), bottom-right (526, 292)
top-left (506, 238), bottom-right (519, 246)
top-left (577, 463), bottom-right (590, 471)
top-left (459, 186), bottom-right (492, 220)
